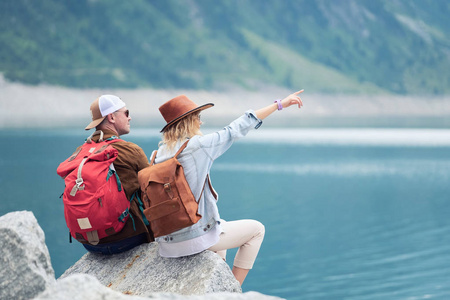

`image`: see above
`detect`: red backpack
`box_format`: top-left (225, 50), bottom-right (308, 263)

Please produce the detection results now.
top-left (56, 131), bottom-right (130, 245)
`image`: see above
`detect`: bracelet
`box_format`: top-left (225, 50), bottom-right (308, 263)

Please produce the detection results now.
top-left (274, 99), bottom-right (283, 111)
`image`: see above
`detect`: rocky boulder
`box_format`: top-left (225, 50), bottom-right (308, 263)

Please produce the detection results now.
top-left (60, 242), bottom-right (242, 296)
top-left (0, 210), bottom-right (283, 300)
top-left (0, 211), bottom-right (56, 300)
top-left (36, 273), bottom-right (279, 300)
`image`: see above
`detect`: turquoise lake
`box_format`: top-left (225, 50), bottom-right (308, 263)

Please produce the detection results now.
top-left (1, 128), bottom-right (450, 299)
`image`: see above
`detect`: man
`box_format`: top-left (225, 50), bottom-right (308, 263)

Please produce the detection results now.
top-left (81, 94), bottom-right (153, 253)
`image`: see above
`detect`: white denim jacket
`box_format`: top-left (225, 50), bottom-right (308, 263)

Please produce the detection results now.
top-left (153, 110), bottom-right (262, 256)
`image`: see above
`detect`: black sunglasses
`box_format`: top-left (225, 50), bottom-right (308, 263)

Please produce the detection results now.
top-left (115, 109), bottom-right (129, 117)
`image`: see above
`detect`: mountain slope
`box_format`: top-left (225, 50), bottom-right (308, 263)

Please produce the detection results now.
top-left (0, 0), bottom-right (449, 94)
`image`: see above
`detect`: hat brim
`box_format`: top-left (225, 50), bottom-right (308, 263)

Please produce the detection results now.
top-left (85, 117), bottom-right (106, 130)
top-left (160, 103), bottom-right (214, 132)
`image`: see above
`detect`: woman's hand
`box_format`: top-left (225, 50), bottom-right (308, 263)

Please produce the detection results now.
top-left (281, 90), bottom-right (304, 109)
top-left (254, 89), bottom-right (305, 120)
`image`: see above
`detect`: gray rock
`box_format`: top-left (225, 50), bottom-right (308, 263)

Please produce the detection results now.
top-left (36, 273), bottom-right (282, 300)
top-left (0, 211), bottom-right (55, 300)
top-left (0, 210), bottom-right (283, 300)
top-left (60, 242), bottom-right (242, 296)
top-left (35, 273), bottom-right (149, 300)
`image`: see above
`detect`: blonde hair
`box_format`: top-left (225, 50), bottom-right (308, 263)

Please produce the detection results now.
top-left (160, 112), bottom-right (202, 151)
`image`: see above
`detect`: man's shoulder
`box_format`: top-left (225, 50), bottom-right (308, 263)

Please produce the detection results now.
top-left (111, 140), bottom-right (149, 169)
top-left (113, 139), bottom-right (139, 147)
top-left (111, 140), bottom-right (145, 154)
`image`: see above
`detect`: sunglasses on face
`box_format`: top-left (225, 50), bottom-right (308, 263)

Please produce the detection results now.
top-left (115, 109), bottom-right (129, 118)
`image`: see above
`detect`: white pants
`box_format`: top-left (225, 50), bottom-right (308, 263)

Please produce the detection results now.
top-left (208, 219), bottom-right (265, 269)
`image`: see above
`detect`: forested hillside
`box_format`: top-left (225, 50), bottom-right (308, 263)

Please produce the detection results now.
top-left (0, 0), bottom-right (449, 94)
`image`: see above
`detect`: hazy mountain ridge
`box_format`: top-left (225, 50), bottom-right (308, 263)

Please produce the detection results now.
top-left (0, 0), bottom-right (449, 95)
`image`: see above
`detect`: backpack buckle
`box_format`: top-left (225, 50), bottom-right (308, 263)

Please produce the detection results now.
top-left (164, 183), bottom-right (174, 199)
top-left (164, 183), bottom-right (171, 193)
top-left (70, 178), bottom-right (85, 196)
top-left (75, 178), bottom-right (84, 188)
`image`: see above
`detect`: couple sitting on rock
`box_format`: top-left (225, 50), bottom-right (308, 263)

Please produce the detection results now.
top-left (65, 91), bottom-right (303, 285)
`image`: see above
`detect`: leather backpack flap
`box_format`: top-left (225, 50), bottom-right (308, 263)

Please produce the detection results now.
top-left (138, 158), bottom-right (177, 191)
top-left (139, 158), bottom-right (180, 220)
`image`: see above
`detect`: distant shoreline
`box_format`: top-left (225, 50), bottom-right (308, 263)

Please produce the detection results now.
top-left (2, 77), bottom-right (450, 129)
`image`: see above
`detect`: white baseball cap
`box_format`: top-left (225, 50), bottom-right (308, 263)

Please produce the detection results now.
top-left (85, 95), bottom-right (126, 130)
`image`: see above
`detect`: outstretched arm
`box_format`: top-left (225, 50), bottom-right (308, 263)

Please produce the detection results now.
top-left (254, 90), bottom-right (304, 120)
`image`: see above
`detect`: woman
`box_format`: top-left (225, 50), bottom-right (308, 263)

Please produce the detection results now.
top-left (152, 90), bottom-right (304, 285)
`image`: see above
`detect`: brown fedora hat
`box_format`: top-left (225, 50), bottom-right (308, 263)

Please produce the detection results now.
top-left (159, 95), bottom-right (214, 132)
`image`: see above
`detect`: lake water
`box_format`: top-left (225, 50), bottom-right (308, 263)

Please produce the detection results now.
top-left (1, 128), bottom-right (450, 300)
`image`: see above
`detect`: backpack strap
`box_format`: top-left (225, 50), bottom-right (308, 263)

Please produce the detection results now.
top-left (86, 230), bottom-right (100, 245)
top-left (195, 174), bottom-right (215, 203)
top-left (106, 164), bottom-right (123, 191)
top-left (149, 140), bottom-right (189, 166)
top-left (86, 130), bottom-right (122, 144)
top-left (198, 176), bottom-right (208, 201)
top-left (70, 156), bottom-right (90, 196)
top-left (150, 150), bottom-right (157, 165)
top-left (207, 174), bottom-right (217, 200)
top-left (174, 140), bottom-right (190, 158)
top-left (131, 191), bottom-right (150, 226)
top-left (86, 130), bottom-right (104, 143)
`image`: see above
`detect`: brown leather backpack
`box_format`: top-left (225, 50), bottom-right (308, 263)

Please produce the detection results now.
top-left (138, 140), bottom-right (205, 238)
